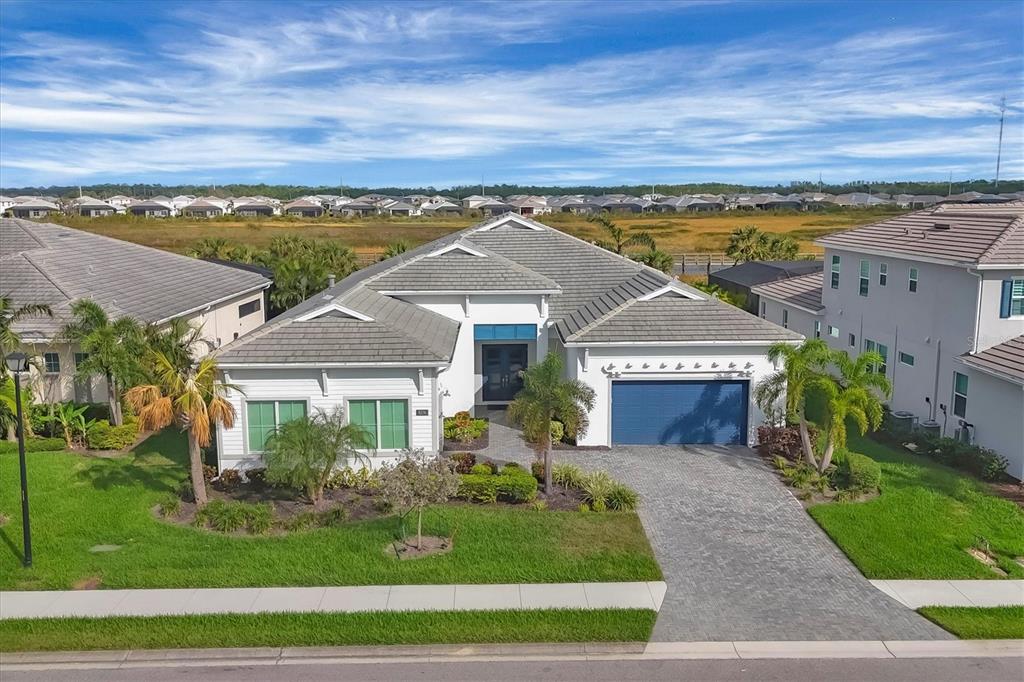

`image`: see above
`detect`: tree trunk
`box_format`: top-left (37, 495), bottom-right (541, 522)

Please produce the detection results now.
top-left (543, 424), bottom-right (553, 495)
top-left (188, 430), bottom-right (208, 507)
top-left (6, 424), bottom-right (16, 441)
top-left (798, 415), bottom-right (819, 469)
top-left (818, 437), bottom-right (836, 474)
top-left (107, 373), bottom-right (123, 426)
top-left (416, 507), bottom-right (423, 550)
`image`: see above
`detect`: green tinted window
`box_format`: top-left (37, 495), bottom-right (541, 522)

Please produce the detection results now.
top-left (349, 400), bottom-right (378, 448)
top-left (246, 401), bottom-right (276, 452)
top-left (277, 400), bottom-right (307, 424)
top-left (379, 400), bottom-right (409, 450)
top-left (954, 372), bottom-right (968, 396)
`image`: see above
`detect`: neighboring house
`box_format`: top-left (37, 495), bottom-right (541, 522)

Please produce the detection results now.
top-left (508, 196), bottom-right (549, 216)
top-left (106, 195), bottom-right (133, 209)
top-left (128, 200), bottom-right (173, 218)
top-left (0, 196), bottom-right (16, 214)
top-left (763, 203), bottom-right (1024, 479)
top-left (461, 195), bottom-right (492, 210)
top-left (832, 192), bottom-right (891, 208)
top-left (420, 200), bottom-right (463, 216)
top-left (212, 213), bottom-right (800, 472)
top-left (476, 199), bottom-right (514, 217)
top-left (380, 200), bottom-right (417, 217)
top-left (750, 271), bottom-right (825, 340)
top-left (336, 201), bottom-right (377, 217)
top-left (283, 199), bottom-right (325, 217)
top-left (181, 199), bottom-right (225, 218)
top-left (71, 197), bottom-right (117, 217)
top-left (234, 201), bottom-right (275, 217)
top-left (9, 200), bottom-right (61, 219)
top-left (710, 260), bottom-right (824, 313)
top-left (0, 218), bottom-right (272, 404)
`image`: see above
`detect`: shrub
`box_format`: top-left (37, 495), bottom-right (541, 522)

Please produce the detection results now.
top-left (470, 462), bottom-right (493, 475)
top-left (283, 511), bottom-right (318, 532)
top-left (838, 452), bottom-right (881, 492)
top-left (552, 462), bottom-right (584, 489)
top-left (449, 451), bottom-right (476, 474)
top-left (531, 460), bottom-right (544, 481)
top-left (247, 503), bottom-right (274, 535)
top-left (757, 424), bottom-right (817, 461)
top-left (529, 499), bottom-right (548, 512)
top-left (0, 437), bottom-right (67, 454)
top-left (317, 506), bottom-right (346, 527)
top-left (85, 419), bottom-right (138, 450)
top-left (577, 502), bottom-right (590, 513)
top-left (202, 464), bottom-right (217, 484)
top-left (580, 471), bottom-right (616, 512)
top-left (217, 468), bottom-right (242, 492)
top-left (443, 414), bottom-right (488, 443)
top-left (907, 434), bottom-right (1009, 481)
top-left (246, 467), bottom-right (267, 486)
top-left (457, 474), bottom-right (499, 503)
top-left (497, 466), bottom-right (538, 502)
top-left (607, 482), bottom-right (639, 511)
top-left (378, 452), bottom-right (461, 549)
top-left (158, 493), bottom-right (181, 517)
top-left (195, 500), bottom-right (272, 534)
top-left (550, 420), bottom-right (565, 444)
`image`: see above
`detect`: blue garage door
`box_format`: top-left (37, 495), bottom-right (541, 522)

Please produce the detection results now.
top-left (611, 380), bottom-right (748, 445)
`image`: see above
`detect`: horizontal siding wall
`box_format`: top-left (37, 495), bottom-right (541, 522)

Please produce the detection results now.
top-left (218, 367), bottom-right (435, 471)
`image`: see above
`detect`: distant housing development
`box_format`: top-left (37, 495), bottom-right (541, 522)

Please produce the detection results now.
top-left (3, 189), bottom-right (1023, 219)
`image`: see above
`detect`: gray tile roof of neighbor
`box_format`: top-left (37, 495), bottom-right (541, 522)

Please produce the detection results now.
top-left (0, 218), bottom-right (271, 340)
top-left (817, 205), bottom-right (1024, 266)
top-left (960, 336), bottom-right (1024, 384)
top-left (218, 214), bottom-right (799, 364)
top-left (750, 271), bottom-right (825, 312)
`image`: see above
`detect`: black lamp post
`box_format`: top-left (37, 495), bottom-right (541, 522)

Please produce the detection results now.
top-left (5, 352), bottom-right (32, 567)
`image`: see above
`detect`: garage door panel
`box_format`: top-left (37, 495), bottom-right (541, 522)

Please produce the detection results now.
top-left (611, 380), bottom-right (748, 445)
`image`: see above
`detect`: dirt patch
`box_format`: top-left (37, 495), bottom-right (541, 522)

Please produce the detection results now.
top-left (88, 544), bottom-right (122, 553)
top-left (73, 576), bottom-right (102, 590)
top-left (988, 480), bottom-right (1024, 509)
top-left (442, 430), bottom-right (489, 452)
top-left (0, 512), bottom-right (9, 526)
top-left (386, 536), bottom-right (453, 560)
top-left (966, 548), bottom-right (1008, 576)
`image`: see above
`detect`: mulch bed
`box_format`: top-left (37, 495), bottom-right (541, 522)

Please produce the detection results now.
top-left (442, 430), bottom-right (489, 452)
top-left (988, 480), bottom-right (1024, 510)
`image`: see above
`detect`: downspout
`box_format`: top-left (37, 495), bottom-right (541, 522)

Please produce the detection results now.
top-left (434, 365), bottom-right (450, 453)
top-left (966, 267), bottom-right (983, 353)
top-left (931, 339), bottom-right (941, 421)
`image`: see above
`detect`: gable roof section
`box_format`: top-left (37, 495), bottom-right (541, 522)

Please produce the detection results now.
top-left (959, 336), bottom-right (1024, 385)
top-left (750, 271), bottom-right (825, 313)
top-left (816, 205), bottom-right (1024, 266)
top-left (0, 218), bottom-right (271, 340)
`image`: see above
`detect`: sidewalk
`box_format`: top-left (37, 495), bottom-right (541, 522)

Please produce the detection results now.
top-left (871, 580), bottom-right (1024, 608)
top-left (0, 581), bottom-right (667, 620)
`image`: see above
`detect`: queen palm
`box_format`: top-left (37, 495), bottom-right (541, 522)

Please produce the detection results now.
top-left (508, 352), bottom-right (596, 494)
top-left (753, 339), bottom-right (832, 468)
top-left (590, 215), bottom-right (656, 254)
top-left (62, 300), bottom-right (144, 426)
top-left (126, 353), bottom-right (236, 508)
top-left (0, 296), bottom-right (52, 377)
top-left (811, 349), bottom-right (890, 472)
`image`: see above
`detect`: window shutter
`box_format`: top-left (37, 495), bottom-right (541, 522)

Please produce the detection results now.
top-left (999, 280), bottom-right (1012, 318)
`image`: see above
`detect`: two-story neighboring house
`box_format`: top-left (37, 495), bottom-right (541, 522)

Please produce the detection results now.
top-left (754, 203), bottom-right (1024, 479)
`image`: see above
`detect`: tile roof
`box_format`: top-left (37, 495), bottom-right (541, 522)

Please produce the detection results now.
top-left (0, 218), bottom-right (270, 340)
top-left (219, 214), bottom-right (800, 364)
top-left (960, 336), bottom-right (1024, 384)
top-left (750, 271), bottom-right (825, 312)
top-left (710, 260), bottom-right (823, 288)
top-left (817, 205), bottom-right (1024, 266)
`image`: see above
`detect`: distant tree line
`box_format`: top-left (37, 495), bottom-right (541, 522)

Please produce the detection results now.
top-left (4, 178), bottom-right (1020, 202)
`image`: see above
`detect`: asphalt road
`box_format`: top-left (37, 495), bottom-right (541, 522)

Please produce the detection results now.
top-left (6, 657), bottom-right (1023, 681)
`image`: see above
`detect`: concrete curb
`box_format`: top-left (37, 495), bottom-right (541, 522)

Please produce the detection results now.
top-left (2, 640), bottom-right (1021, 670)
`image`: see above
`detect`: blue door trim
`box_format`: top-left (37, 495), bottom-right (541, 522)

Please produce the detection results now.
top-left (611, 379), bottom-right (749, 445)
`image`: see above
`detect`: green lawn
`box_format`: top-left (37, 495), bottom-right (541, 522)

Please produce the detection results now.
top-left (807, 432), bottom-right (1024, 579)
top-left (0, 609), bottom-right (657, 652)
top-left (919, 607), bottom-right (1024, 639)
top-left (0, 431), bottom-right (660, 590)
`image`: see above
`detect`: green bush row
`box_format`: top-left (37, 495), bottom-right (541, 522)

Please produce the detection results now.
top-left (85, 419), bottom-right (139, 450)
top-left (457, 464), bottom-right (538, 503)
top-left (194, 499), bottom-right (273, 535)
top-left (904, 432), bottom-right (1008, 481)
top-left (0, 437), bottom-right (67, 454)
top-left (838, 451), bottom-right (881, 492)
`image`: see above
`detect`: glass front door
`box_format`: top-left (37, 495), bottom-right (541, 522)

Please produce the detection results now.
top-left (482, 344), bottom-right (528, 402)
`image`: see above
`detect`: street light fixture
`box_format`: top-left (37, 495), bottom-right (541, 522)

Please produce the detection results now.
top-left (4, 352), bottom-right (33, 567)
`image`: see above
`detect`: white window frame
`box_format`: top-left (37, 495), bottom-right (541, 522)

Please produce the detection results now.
top-left (878, 262), bottom-right (888, 286)
top-left (848, 333), bottom-right (856, 348)
top-left (344, 397), bottom-right (412, 453)
top-left (952, 372), bottom-right (968, 418)
top-left (782, 308), bottom-right (788, 328)
top-left (899, 351), bottom-right (915, 367)
top-left (1010, 278), bottom-right (1024, 317)
top-left (242, 397), bottom-right (312, 455)
top-left (830, 255), bottom-right (840, 290)
top-left (760, 300), bottom-right (766, 318)
top-left (859, 259), bottom-right (869, 297)
top-left (814, 320), bottom-right (821, 339)
top-left (43, 352), bottom-right (61, 374)
top-left (909, 267), bottom-right (918, 293)
top-left (828, 325), bottom-right (839, 338)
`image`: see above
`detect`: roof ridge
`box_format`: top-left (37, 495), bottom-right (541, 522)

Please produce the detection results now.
top-left (566, 297), bottom-right (639, 341)
top-left (459, 237), bottom-right (562, 289)
top-left (978, 216), bottom-right (1024, 264)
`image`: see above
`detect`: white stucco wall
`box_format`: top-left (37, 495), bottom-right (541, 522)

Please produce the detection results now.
top-left (217, 366), bottom-right (437, 471)
top-left (954, 367), bottom-right (1024, 480)
top-left (186, 289), bottom-right (267, 352)
top-left (758, 297), bottom-right (821, 342)
top-left (565, 344), bottom-right (782, 447)
top-left (396, 293), bottom-right (549, 415)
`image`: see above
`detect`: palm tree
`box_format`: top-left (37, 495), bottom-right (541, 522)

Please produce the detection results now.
top-left (62, 300), bottom-right (144, 426)
top-left (0, 378), bottom-right (31, 441)
top-left (380, 240), bottom-right (410, 261)
top-left (508, 352), bottom-right (596, 493)
top-left (812, 349), bottom-right (890, 472)
top-left (590, 215), bottom-right (655, 254)
top-left (126, 353), bottom-right (236, 508)
top-left (187, 237), bottom-right (231, 260)
top-left (725, 225), bottom-right (763, 264)
top-left (632, 248), bottom-right (675, 274)
top-left (143, 318), bottom-right (203, 378)
top-left (0, 296), bottom-right (52, 378)
top-left (753, 339), bottom-right (832, 468)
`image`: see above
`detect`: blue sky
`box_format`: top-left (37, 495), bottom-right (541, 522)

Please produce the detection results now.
top-left (1, 0), bottom-right (1022, 188)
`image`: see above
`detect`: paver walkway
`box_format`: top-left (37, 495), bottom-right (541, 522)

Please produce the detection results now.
top-left (545, 444), bottom-right (953, 642)
top-left (0, 581), bottom-right (667, 620)
top-left (872, 580), bottom-right (1024, 608)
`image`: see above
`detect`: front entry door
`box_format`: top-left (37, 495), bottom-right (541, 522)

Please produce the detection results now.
top-left (482, 344), bottom-right (527, 402)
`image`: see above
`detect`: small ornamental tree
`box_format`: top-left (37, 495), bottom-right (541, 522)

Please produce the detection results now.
top-left (378, 450), bottom-right (460, 550)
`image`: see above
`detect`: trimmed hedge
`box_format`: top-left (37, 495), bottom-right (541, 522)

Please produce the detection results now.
top-left (0, 437), bottom-right (66, 454)
top-left (86, 420), bottom-right (139, 450)
top-left (839, 451), bottom-right (881, 492)
top-left (457, 464), bottom-right (538, 504)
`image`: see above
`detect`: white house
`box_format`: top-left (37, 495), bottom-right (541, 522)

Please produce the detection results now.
top-left (213, 214), bottom-right (800, 472)
top-left (1, 218), bottom-right (272, 404)
top-left (754, 203), bottom-right (1024, 479)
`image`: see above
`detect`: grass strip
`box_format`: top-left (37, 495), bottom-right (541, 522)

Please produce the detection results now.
top-left (0, 608), bottom-right (656, 652)
top-left (918, 606), bottom-right (1024, 639)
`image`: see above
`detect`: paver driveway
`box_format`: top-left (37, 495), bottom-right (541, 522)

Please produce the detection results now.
top-left (557, 445), bottom-right (952, 642)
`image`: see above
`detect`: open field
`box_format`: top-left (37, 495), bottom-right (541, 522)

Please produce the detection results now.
top-left (0, 431), bottom-right (661, 590)
top-left (46, 207), bottom-right (904, 260)
top-left (0, 609), bottom-right (657, 651)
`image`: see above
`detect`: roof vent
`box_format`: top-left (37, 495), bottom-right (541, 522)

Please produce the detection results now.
top-left (932, 222), bottom-right (951, 230)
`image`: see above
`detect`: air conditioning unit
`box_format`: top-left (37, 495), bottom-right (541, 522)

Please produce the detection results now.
top-left (955, 422), bottom-right (973, 445)
top-left (917, 420), bottom-right (941, 439)
top-left (888, 410), bottom-right (917, 434)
